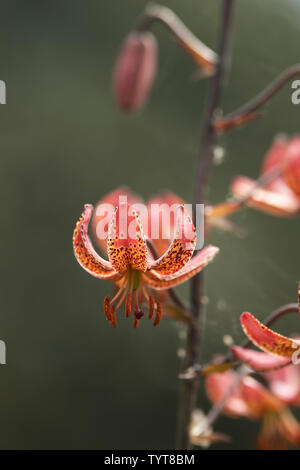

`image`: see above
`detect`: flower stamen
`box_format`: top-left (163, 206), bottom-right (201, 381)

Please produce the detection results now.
top-left (153, 301), bottom-right (162, 327)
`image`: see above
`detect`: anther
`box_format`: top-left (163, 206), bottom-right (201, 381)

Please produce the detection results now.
top-left (110, 305), bottom-right (117, 328)
top-left (125, 293), bottom-right (132, 318)
top-left (148, 296), bottom-right (155, 319)
top-left (135, 309), bottom-right (145, 320)
top-left (104, 296), bottom-right (111, 321)
top-left (153, 302), bottom-right (162, 327)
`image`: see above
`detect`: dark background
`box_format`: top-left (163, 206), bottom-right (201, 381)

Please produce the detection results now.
top-left (0, 0), bottom-right (299, 449)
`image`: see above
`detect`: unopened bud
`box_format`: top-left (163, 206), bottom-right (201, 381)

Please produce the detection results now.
top-left (113, 32), bottom-right (158, 111)
top-left (283, 137), bottom-right (300, 196)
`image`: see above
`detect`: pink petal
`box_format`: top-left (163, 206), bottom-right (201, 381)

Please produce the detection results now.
top-left (240, 312), bottom-right (300, 358)
top-left (231, 346), bottom-right (291, 371)
top-left (241, 376), bottom-right (283, 416)
top-left (265, 364), bottom-right (300, 405)
top-left (205, 370), bottom-right (251, 418)
top-left (230, 176), bottom-right (299, 216)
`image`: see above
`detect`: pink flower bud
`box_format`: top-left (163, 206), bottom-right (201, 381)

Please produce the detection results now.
top-left (283, 137), bottom-right (300, 196)
top-left (113, 32), bottom-right (158, 111)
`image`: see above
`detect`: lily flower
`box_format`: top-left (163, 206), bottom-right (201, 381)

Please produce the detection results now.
top-left (230, 135), bottom-right (300, 216)
top-left (73, 193), bottom-right (219, 328)
top-left (206, 369), bottom-right (300, 449)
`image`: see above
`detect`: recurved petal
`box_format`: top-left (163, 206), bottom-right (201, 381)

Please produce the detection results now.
top-left (144, 245), bottom-right (219, 290)
top-left (230, 176), bottom-right (300, 216)
top-left (107, 203), bottom-right (148, 273)
top-left (265, 364), bottom-right (300, 405)
top-left (240, 312), bottom-right (300, 358)
top-left (241, 376), bottom-right (283, 417)
top-left (205, 370), bottom-right (251, 418)
top-left (73, 205), bottom-right (120, 280)
top-left (148, 205), bottom-right (196, 275)
top-left (231, 346), bottom-right (291, 372)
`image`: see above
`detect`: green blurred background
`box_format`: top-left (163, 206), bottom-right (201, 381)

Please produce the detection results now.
top-left (0, 0), bottom-right (299, 449)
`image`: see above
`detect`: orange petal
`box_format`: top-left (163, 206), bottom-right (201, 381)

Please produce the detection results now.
top-left (107, 203), bottom-right (148, 272)
top-left (144, 245), bottom-right (219, 290)
top-left (231, 346), bottom-right (291, 372)
top-left (230, 176), bottom-right (300, 216)
top-left (149, 205), bottom-right (196, 275)
top-left (240, 312), bottom-right (300, 358)
top-left (73, 205), bottom-right (120, 280)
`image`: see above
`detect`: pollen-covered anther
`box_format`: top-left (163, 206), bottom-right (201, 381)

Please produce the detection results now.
top-left (153, 302), bottom-right (162, 327)
top-left (148, 296), bottom-right (155, 320)
top-left (135, 309), bottom-right (145, 320)
top-left (125, 293), bottom-right (132, 318)
top-left (109, 305), bottom-right (117, 328)
top-left (133, 309), bottom-right (144, 329)
top-left (104, 296), bottom-right (111, 321)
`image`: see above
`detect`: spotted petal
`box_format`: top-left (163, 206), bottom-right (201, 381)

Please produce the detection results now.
top-left (231, 346), bottom-right (291, 372)
top-left (240, 312), bottom-right (300, 358)
top-left (73, 205), bottom-right (120, 280)
top-left (107, 203), bottom-right (148, 273)
top-left (149, 205), bottom-right (196, 275)
top-left (91, 187), bottom-right (145, 254)
top-left (230, 176), bottom-right (300, 216)
top-left (144, 245), bottom-right (219, 290)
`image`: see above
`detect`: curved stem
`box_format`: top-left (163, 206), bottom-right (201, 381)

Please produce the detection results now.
top-left (213, 63), bottom-right (300, 133)
top-left (137, 3), bottom-right (218, 75)
top-left (176, 0), bottom-right (235, 450)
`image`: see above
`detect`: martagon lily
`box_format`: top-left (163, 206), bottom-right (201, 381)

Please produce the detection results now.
top-left (73, 193), bottom-right (219, 328)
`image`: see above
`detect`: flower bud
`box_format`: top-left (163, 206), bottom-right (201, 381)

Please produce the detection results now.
top-left (283, 137), bottom-right (300, 196)
top-left (113, 32), bottom-right (158, 111)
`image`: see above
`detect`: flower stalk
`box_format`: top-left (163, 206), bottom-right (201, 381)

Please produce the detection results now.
top-left (176, 0), bottom-right (235, 450)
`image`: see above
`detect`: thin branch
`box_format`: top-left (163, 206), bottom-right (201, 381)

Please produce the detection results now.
top-left (137, 3), bottom-right (218, 75)
top-left (213, 63), bottom-right (300, 133)
top-left (201, 365), bottom-right (248, 433)
top-left (176, 0), bottom-right (235, 450)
